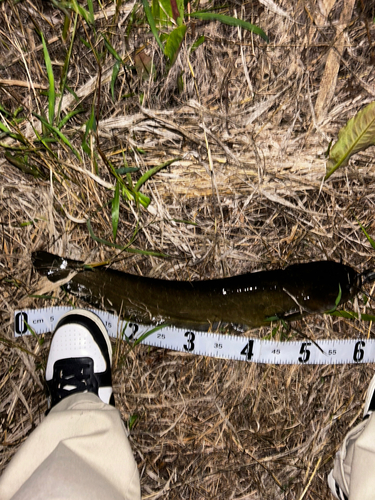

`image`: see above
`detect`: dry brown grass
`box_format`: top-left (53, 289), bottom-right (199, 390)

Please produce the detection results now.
top-left (1, 0), bottom-right (375, 498)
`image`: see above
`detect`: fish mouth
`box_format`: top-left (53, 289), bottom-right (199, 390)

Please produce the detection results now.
top-left (32, 251), bottom-right (83, 281)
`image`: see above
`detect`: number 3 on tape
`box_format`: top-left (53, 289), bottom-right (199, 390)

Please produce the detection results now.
top-left (184, 332), bottom-right (195, 352)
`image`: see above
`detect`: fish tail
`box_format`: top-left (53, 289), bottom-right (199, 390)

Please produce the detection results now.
top-left (32, 251), bottom-right (83, 282)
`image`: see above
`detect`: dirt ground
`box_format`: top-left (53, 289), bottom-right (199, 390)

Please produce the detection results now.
top-left (1, 0), bottom-right (375, 498)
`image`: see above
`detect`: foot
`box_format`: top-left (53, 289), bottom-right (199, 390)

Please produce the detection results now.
top-left (46, 309), bottom-right (114, 409)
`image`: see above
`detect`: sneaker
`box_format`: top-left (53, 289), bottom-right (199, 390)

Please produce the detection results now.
top-left (46, 309), bottom-right (114, 409)
top-left (363, 373), bottom-right (375, 420)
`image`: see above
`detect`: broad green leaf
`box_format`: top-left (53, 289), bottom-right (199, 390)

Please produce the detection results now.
top-left (41, 33), bottom-right (55, 125)
top-left (112, 181), bottom-right (120, 242)
top-left (164, 25), bottom-right (186, 66)
top-left (152, 0), bottom-right (176, 26)
top-left (151, 0), bottom-right (162, 24)
top-left (189, 12), bottom-right (269, 42)
top-left (325, 101), bottom-right (375, 180)
top-left (134, 157), bottom-right (181, 191)
top-left (190, 35), bottom-right (205, 52)
top-left (142, 0), bottom-right (164, 52)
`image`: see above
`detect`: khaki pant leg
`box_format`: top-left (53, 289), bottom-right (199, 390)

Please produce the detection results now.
top-left (328, 413), bottom-right (375, 500)
top-left (0, 393), bottom-right (141, 500)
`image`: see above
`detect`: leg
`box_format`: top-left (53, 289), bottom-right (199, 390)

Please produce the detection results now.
top-left (328, 374), bottom-right (375, 500)
top-left (0, 310), bottom-right (141, 500)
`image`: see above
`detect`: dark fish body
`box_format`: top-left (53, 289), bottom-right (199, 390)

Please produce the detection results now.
top-left (32, 251), bottom-right (361, 330)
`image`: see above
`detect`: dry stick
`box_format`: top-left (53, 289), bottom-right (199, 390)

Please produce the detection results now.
top-left (0, 79), bottom-right (48, 89)
top-left (298, 456), bottom-right (322, 500)
top-left (314, 0), bottom-right (356, 122)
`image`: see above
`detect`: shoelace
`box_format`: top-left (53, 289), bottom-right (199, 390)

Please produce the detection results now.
top-left (48, 357), bottom-right (99, 406)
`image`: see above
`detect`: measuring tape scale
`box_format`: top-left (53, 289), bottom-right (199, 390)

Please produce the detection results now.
top-left (13, 307), bottom-right (375, 365)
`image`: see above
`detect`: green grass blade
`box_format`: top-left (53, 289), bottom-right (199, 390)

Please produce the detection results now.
top-left (0, 120), bottom-right (25, 143)
top-left (142, 0), bottom-right (164, 52)
top-left (87, 219), bottom-right (168, 257)
top-left (132, 323), bottom-right (169, 346)
top-left (329, 310), bottom-right (375, 322)
top-left (324, 284), bottom-right (342, 314)
top-left (189, 12), bottom-right (269, 42)
top-left (112, 181), bottom-right (120, 242)
top-left (48, 0), bottom-right (71, 18)
top-left (115, 166), bottom-right (139, 175)
top-left (70, 0), bottom-right (94, 25)
top-left (134, 157), bottom-right (181, 192)
top-left (62, 13), bottom-right (71, 41)
top-left (57, 12), bottom-right (78, 121)
top-left (40, 33), bottom-right (55, 125)
top-left (87, 0), bottom-right (94, 21)
top-left (33, 113), bottom-right (81, 160)
top-left (58, 108), bottom-right (83, 129)
top-left (111, 61), bottom-right (121, 101)
top-left (102, 34), bottom-right (123, 62)
top-left (357, 219), bottom-right (375, 250)
top-left (190, 35), bottom-right (205, 52)
top-left (82, 105), bottom-right (96, 156)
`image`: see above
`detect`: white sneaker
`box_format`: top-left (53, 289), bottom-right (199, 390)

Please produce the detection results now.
top-left (46, 309), bottom-right (114, 408)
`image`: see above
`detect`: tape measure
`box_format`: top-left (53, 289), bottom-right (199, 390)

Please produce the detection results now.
top-left (14, 307), bottom-right (375, 365)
